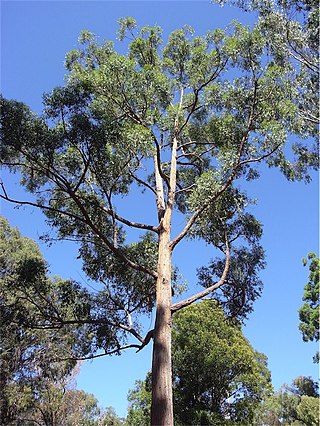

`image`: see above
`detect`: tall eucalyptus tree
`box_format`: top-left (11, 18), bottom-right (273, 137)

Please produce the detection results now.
top-left (0, 4), bottom-right (318, 423)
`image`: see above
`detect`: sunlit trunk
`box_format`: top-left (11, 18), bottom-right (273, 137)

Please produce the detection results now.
top-left (151, 123), bottom-right (178, 425)
top-left (151, 225), bottom-right (173, 426)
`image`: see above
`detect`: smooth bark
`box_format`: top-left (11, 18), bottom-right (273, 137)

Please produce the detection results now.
top-left (151, 227), bottom-right (173, 426)
top-left (150, 126), bottom-right (179, 425)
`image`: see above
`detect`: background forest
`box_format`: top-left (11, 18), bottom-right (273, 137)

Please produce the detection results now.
top-left (1, 217), bottom-right (318, 424)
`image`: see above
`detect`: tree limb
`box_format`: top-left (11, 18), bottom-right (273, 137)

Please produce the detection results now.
top-left (129, 170), bottom-right (157, 195)
top-left (136, 329), bottom-right (154, 352)
top-left (58, 345), bottom-right (142, 362)
top-left (171, 228), bottom-right (230, 313)
top-left (0, 181), bottom-right (158, 279)
top-left (0, 183), bottom-right (85, 224)
top-left (153, 134), bottom-right (170, 189)
top-left (178, 58), bottom-right (228, 135)
top-left (100, 205), bottom-right (158, 233)
top-left (170, 75), bottom-right (260, 251)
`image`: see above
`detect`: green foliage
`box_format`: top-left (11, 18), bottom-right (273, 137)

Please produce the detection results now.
top-left (126, 302), bottom-right (272, 425)
top-left (298, 253), bottom-right (319, 362)
top-left (0, 216), bottom-right (127, 425)
top-left (255, 376), bottom-right (319, 425)
top-left (126, 374), bottom-right (152, 426)
top-left (28, 386), bottom-right (101, 426)
top-left (291, 375), bottom-right (319, 397)
top-left (295, 395), bottom-right (319, 426)
top-left (212, 0), bottom-right (319, 150)
top-left (0, 216), bottom-right (97, 423)
top-left (195, 189), bottom-right (265, 320)
top-left (97, 406), bottom-right (124, 426)
top-left (172, 301), bottom-right (272, 425)
top-left (0, 6), bottom-right (318, 420)
top-left (1, 13), bottom-right (317, 275)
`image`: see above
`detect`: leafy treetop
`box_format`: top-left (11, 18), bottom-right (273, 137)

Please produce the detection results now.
top-left (0, 10), bottom-right (318, 360)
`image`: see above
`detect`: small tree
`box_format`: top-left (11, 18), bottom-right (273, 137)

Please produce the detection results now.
top-left (126, 301), bottom-right (272, 425)
top-left (172, 301), bottom-right (272, 425)
top-left (256, 376), bottom-right (319, 426)
top-left (0, 216), bottom-right (98, 425)
top-left (98, 406), bottom-right (125, 426)
top-left (25, 385), bottom-right (101, 426)
top-left (126, 376), bottom-right (152, 426)
top-left (0, 1), bottom-right (318, 423)
top-left (299, 253), bottom-right (319, 363)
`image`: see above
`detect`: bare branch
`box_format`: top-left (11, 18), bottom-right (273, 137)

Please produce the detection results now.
top-left (58, 180), bottom-right (158, 279)
top-left (30, 313), bottom-right (147, 347)
top-left (153, 152), bottom-right (166, 222)
top-left (153, 135), bottom-right (170, 189)
top-left (297, 110), bottom-right (320, 125)
top-left (58, 345), bottom-right (142, 362)
top-left (171, 228), bottom-right (230, 313)
top-left (178, 139), bottom-right (214, 150)
top-left (100, 205), bottom-right (158, 233)
top-left (136, 329), bottom-right (154, 352)
top-left (0, 184), bottom-right (85, 224)
top-left (175, 183), bottom-right (196, 194)
top-left (0, 180), bottom-right (158, 279)
top-left (129, 170), bottom-right (157, 195)
top-left (285, 26), bottom-right (319, 73)
top-left (57, 328), bottom-right (154, 361)
top-left (238, 142), bottom-right (283, 167)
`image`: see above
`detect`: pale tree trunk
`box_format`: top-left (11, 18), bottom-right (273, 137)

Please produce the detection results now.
top-left (151, 226), bottom-right (173, 426)
top-left (151, 145), bottom-right (175, 425)
top-left (151, 89), bottom-right (181, 425)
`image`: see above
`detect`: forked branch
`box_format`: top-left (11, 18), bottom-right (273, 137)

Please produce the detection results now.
top-left (136, 329), bottom-right (154, 352)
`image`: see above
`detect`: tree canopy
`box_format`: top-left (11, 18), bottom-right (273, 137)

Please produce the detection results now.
top-left (126, 301), bottom-right (272, 425)
top-left (0, 1), bottom-right (318, 422)
top-left (1, 11), bottom-right (317, 345)
top-left (0, 216), bottom-right (118, 425)
top-left (256, 376), bottom-right (319, 425)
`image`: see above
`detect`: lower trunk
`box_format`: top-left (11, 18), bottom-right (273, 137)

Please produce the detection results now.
top-left (151, 230), bottom-right (173, 426)
top-left (151, 297), bottom-right (173, 425)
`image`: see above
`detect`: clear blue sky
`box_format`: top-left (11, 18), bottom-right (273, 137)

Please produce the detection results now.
top-left (1, 0), bottom-right (319, 418)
